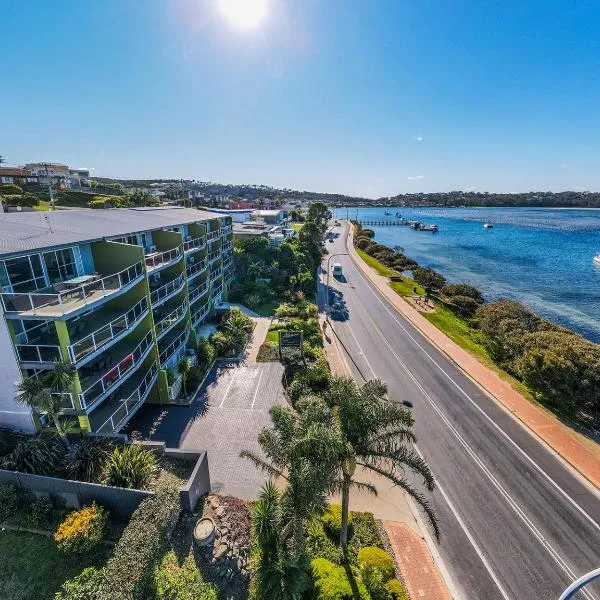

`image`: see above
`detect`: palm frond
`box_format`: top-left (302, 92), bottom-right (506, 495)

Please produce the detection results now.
top-left (240, 449), bottom-right (288, 481)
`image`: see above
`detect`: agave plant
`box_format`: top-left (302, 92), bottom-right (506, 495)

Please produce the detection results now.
top-left (1, 434), bottom-right (67, 476)
top-left (102, 444), bottom-right (157, 489)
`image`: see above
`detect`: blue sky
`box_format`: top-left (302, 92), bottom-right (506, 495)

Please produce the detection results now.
top-left (2, 0), bottom-right (600, 197)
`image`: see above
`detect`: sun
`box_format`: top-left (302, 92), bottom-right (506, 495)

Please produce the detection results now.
top-left (217, 0), bottom-right (268, 30)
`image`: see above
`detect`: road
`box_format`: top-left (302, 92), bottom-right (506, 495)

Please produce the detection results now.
top-left (319, 222), bottom-right (600, 600)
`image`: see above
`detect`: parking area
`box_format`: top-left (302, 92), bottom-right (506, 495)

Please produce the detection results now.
top-left (127, 361), bottom-right (287, 500)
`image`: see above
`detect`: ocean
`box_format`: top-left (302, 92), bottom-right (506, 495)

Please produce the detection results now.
top-left (333, 206), bottom-right (600, 343)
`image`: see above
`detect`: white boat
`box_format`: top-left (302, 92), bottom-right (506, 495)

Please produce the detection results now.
top-left (384, 210), bottom-right (392, 216)
top-left (594, 253), bottom-right (600, 265)
top-left (484, 223), bottom-right (493, 229)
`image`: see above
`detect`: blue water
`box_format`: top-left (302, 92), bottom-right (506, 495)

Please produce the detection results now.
top-left (334, 207), bottom-right (600, 342)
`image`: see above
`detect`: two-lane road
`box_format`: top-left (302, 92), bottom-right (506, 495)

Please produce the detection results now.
top-left (319, 222), bottom-right (600, 599)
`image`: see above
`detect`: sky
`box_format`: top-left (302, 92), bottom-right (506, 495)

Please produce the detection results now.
top-left (2, 0), bottom-right (600, 198)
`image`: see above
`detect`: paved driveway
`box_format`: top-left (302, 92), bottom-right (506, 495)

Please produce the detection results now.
top-left (127, 361), bottom-right (287, 499)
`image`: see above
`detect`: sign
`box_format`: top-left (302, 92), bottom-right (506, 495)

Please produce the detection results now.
top-left (279, 331), bottom-right (303, 349)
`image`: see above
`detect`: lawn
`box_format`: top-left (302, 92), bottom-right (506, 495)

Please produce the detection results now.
top-left (0, 530), bottom-right (110, 599)
top-left (33, 200), bottom-right (51, 211)
top-left (252, 300), bottom-right (280, 316)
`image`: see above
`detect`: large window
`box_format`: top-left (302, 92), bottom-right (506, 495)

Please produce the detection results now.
top-left (3, 254), bottom-right (46, 292)
top-left (43, 248), bottom-right (77, 282)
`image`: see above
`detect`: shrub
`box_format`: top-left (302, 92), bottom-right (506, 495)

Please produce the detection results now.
top-left (102, 444), bottom-right (156, 489)
top-left (154, 551), bottom-right (218, 600)
top-left (0, 183), bottom-right (23, 194)
top-left (24, 496), bottom-right (53, 528)
top-left (357, 547), bottom-right (396, 582)
top-left (385, 579), bottom-right (409, 600)
top-left (0, 484), bottom-right (22, 522)
top-left (98, 489), bottom-right (180, 600)
top-left (322, 503), bottom-right (353, 541)
top-left (54, 502), bottom-right (108, 555)
top-left (449, 294), bottom-right (480, 318)
top-left (441, 283), bottom-right (484, 303)
top-left (196, 337), bottom-right (216, 368)
top-left (412, 267), bottom-right (446, 295)
top-left (54, 566), bottom-right (105, 600)
top-left (65, 437), bottom-right (115, 483)
top-left (0, 428), bottom-right (27, 457)
top-left (186, 365), bottom-right (205, 392)
top-left (288, 358), bottom-right (331, 404)
top-left (311, 558), bottom-right (371, 600)
top-left (1, 434), bottom-right (66, 475)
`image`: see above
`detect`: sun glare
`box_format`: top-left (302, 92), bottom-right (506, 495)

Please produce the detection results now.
top-left (217, 0), bottom-right (268, 30)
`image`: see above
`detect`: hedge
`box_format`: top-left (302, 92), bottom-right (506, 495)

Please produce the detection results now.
top-left (97, 488), bottom-right (180, 600)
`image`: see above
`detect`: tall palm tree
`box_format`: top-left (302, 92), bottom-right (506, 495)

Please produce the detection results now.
top-left (15, 360), bottom-right (75, 448)
top-left (177, 357), bottom-right (192, 397)
top-left (241, 401), bottom-right (340, 558)
top-left (325, 376), bottom-right (439, 554)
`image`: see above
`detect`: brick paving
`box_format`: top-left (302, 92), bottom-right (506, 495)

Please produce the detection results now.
top-left (127, 361), bottom-right (286, 499)
top-left (384, 521), bottom-right (452, 600)
top-left (347, 224), bottom-right (600, 489)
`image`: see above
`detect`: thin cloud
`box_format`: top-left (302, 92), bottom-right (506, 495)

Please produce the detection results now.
top-left (414, 135), bottom-right (423, 142)
top-left (407, 175), bottom-right (425, 180)
top-left (560, 164), bottom-right (568, 169)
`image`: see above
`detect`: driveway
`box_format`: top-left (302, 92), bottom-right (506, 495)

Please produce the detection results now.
top-left (127, 361), bottom-right (287, 499)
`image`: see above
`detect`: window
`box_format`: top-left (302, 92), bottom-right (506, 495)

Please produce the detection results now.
top-left (111, 234), bottom-right (140, 246)
top-left (43, 248), bottom-right (77, 283)
top-left (3, 254), bottom-right (46, 292)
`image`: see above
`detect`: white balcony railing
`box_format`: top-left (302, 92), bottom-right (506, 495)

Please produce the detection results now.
top-left (222, 241), bottom-right (233, 252)
top-left (155, 301), bottom-right (188, 339)
top-left (150, 273), bottom-right (185, 306)
top-left (207, 230), bottom-right (219, 243)
top-left (1, 262), bottom-right (144, 316)
top-left (16, 343), bottom-right (62, 364)
top-left (79, 331), bottom-right (154, 410)
top-left (67, 298), bottom-right (148, 363)
top-left (192, 303), bottom-right (210, 329)
top-left (189, 282), bottom-right (209, 305)
top-left (221, 226), bottom-right (233, 236)
top-left (183, 237), bottom-right (206, 253)
top-left (159, 327), bottom-right (190, 365)
top-left (145, 247), bottom-right (181, 271)
top-left (210, 268), bottom-right (223, 283)
top-left (95, 362), bottom-right (159, 435)
top-left (186, 260), bottom-right (207, 280)
top-left (208, 251), bottom-right (220, 264)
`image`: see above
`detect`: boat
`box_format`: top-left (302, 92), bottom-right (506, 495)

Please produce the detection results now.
top-left (484, 223), bottom-right (493, 229)
top-left (594, 253), bottom-right (600, 265)
top-left (384, 210), bottom-right (392, 216)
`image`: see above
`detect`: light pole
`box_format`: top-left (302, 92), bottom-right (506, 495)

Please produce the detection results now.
top-left (559, 568), bottom-right (600, 600)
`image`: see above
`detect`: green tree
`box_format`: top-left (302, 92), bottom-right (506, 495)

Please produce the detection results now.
top-left (412, 267), bottom-right (446, 297)
top-left (177, 357), bottom-right (192, 397)
top-left (306, 202), bottom-right (332, 232)
top-left (324, 376), bottom-right (438, 554)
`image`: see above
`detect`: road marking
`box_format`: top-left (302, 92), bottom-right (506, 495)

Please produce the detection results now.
top-left (343, 260), bottom-right (599, 600)
top-left (250, 368), bottom-right (264, 410)
top-left (219, 368), bottom-right (238, 408)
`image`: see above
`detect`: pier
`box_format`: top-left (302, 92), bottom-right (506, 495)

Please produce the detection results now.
top-left (358, 219), bottom-right (438, 231)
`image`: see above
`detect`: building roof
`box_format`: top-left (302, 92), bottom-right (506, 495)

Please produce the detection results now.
top-left (0, 207), bottom-right (222, 257)
top-left (0, 167), bottom-right (33, 177)
top-left (255, 209), bottom-right (283, 216)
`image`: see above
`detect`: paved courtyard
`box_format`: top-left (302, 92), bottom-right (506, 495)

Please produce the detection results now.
top-left (127, 361), bottom-right (286, 499)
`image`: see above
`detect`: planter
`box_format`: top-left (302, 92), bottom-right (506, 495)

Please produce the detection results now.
top-left (193, 517), bottom-right (216, 547)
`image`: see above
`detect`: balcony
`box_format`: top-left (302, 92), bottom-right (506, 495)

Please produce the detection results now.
top-left (155, 300), bottom-right (188, 341)
top-left (222, 241), bottom-right (233, 253)
top-left (223, 256), bottom-right (233, 270)
top-left (150, 273), bottom-right (185, 308)
top-left (91, 362), bottom-right (159, 435)
top-left (189, 282), bottom-right (209, 305)
top-left (16, 344), bottom-right (62, 366)
top-left (206, 231), bottom-right (219, 243)
top-left (192, 302), bottom-right (210, 329)
top-left (158, 326), bottom-right (190, 366)
top-left (208, 251), bottom-right (220, 265)
top-left (210, 268), bottom-right (223, 284)
top-left (225, 273), bottom-right (234, 286)
top-left (221, 226), bottom-right (233, 237)
top-left (1, 262), bottom-right (144, 318)
top-left (185, 259), bottom-right (207, 282)
top-left (145, 248), bottom-right (182, 273)
top-left (183, 236), bottom-right (206, 254)
top-left (78, 331), bottom-right (154, 411)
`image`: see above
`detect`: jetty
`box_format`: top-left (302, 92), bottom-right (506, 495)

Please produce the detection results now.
top-left (358, 219), bottom-right (438, 232)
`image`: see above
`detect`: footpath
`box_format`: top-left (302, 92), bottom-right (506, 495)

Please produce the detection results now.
top-left (345, 225), bottom-right (600, 490)
top-left (319, 312), bottom-right (453, 600)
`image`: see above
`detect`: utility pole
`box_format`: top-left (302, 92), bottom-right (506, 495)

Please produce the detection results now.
top-left (43, 163), bottom-right (55, 210)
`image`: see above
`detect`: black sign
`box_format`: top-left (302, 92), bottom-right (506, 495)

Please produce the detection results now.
top-left (279, 331), bottom-right (303, 349)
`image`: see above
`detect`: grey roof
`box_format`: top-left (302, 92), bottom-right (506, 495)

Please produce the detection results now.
top-left (0, 207), bottom-right (223, 257)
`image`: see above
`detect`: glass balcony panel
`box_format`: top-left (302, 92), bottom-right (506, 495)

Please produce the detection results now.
top-left (16, 344), bottom-right (62, 364)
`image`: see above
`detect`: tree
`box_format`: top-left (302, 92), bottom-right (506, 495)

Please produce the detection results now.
top-left (177, 357), bottom-right (192, 397)
top-left (15, 361), bottom-right (75, 447)
top-left (297, 221), bottom-right (324, 268)
top-left (412, 267), bottom-right (446, 296)
top-left (324, 376), bottom-right (438, 554)
top-left (306, 202), bottom-right (332, 233)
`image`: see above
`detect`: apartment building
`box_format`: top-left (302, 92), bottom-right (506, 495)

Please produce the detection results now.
top-left (0, 207), bottom-right (234, 436)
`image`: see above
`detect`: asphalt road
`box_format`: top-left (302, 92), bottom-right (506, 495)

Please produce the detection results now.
top-left (319, 222), bottom-right (600, 600)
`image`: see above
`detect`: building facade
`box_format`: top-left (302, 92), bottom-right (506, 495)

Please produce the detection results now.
top-left (0, 207), bottom-right (234, 436)
top-left (25, 163), bottom-right (70, 189)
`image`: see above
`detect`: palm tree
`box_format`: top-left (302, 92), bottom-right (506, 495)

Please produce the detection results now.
top-left (177, 357), bottom-right (192, 397)
top-left (241, 401), bottom-right (340, 558)
top-left (15, 360), bottom-right (75, 448)
top-left (325, 376), bottom-right (439, 554)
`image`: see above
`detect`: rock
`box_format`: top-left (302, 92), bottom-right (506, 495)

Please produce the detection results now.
top-left (215, 507), bottom-right (225, 517)
top-left (220, 527), bottom-right (229, 535)
top-left (214, 544), bottom-right (228, 560)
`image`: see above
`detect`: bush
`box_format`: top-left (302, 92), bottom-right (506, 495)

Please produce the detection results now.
top-left (25, 496), bottom-right (53, 528)
top-left (322, 503), bottom-right (353, 541)
top-left (385, 579), bottom-right (408, 600)
top-left (98, 489), bottom-right (180, 600)
top-left (1, 434), bottom-right (66, 475)
top-left (441, 283), bottom-right (484, 303)
top-left (1, 193), bottom-right (40, 207)
top-left (186, 365), bottom-right (205, 392)
top-left (54, 502), bottom-right (108, 555)
top-left (449, 295), bottom-right (480, 318)
top-left (288, 358), bottom-right (330, 404)
top-left (357, 547), bottom-right (396, 582)
top-left (65, 437), bottom-right (115, 483)
top-left (0, 183), bottom-right (23, 194)
top-left (196, 337), bottom-right (216, 368)
top-left (0, 428), bottom-right (27, 457)
top-left (311, 558), bottom-right (371, 600)
top-left (54, 566), bottom-right (105, 600)
top-left (102, 444), bottom-right (156, 489)
top-left (0, 484), bottom-right (22, 522)
top-left (154, 551), bottom-right (218, 600)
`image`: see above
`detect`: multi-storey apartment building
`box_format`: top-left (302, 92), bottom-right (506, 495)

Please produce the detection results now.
top-left (0, 207), bottom-right (234, 436)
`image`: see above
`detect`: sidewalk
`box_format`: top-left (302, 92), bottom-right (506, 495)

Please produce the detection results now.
top-left (245, 317), bottom-right (272, 365)
top-left (346, 224), bottom-right (600, 489)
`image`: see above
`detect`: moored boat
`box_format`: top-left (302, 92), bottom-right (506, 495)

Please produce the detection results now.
top-left (484, 222), bottom-right (493, 228)
top-left (594, 253), bottom-right (600, 265)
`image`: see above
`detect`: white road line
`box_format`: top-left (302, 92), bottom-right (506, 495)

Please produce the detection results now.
top-left (345, 266), bottom-right (599, 600)
top-left (250, 368), bottom-right (264, 410)
top-left (219, 368), bottom-right (238, 408)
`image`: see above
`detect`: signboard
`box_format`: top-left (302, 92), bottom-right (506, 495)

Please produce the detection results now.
top-left (279, 331), bottom-right (303, 349)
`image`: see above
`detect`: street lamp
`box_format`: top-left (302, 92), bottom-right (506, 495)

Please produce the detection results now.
top-left (559, 568), bottom-right (600, 600)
